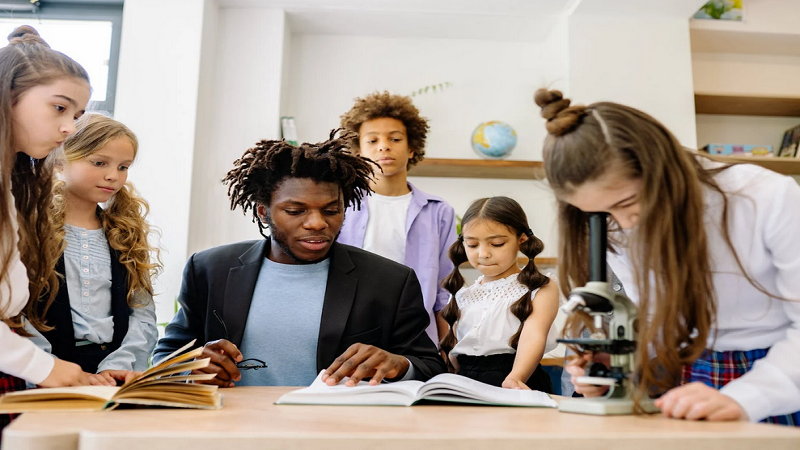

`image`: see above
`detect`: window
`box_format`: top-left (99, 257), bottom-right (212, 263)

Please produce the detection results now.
top-left (0, 1), bottom-right (123, 114)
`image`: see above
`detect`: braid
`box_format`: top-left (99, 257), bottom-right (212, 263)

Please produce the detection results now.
top-left (223, 130), bottom-right (378, 238)
top-left (508, 232), bottom-right (548, 349)
top-left (439, 236), bottom-right (468, 372)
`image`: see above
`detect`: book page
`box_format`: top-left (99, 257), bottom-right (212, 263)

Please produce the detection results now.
top-left (0, 386), bottom-right (118, 402)
top-left (275, 371), bottom-right (424, 406)
top-left (418, 374), bottom-right (557, 407)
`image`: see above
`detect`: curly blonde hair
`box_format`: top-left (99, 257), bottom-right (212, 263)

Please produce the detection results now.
top-left (339, 91), bottom-right (429, 168)
top-left (48, 114), bottom-right (161, 308)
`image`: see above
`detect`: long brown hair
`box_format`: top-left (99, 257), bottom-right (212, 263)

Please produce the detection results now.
top-left (440, 196), bottom-right (549, 371)
top-left (0, 26), bottom-right (90, 333)
top-left (48, 114), bottom-right (161, 307)
top-left (533, 88), bottom-right (738, 401)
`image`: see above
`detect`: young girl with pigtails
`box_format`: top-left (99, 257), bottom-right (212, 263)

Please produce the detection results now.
top-left (440, 196), bottom-right (559, 393)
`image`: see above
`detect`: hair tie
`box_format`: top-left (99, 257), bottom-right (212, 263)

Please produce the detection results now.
top-left (458, 234), bottom-right (463, 242)
top-left (524, 229), bottom-right (533, 238)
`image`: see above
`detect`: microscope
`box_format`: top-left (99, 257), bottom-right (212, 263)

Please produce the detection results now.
top-left (557, 212), bottom-right (658, 415)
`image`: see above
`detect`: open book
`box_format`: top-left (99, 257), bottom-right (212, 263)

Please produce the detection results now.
top-left (276, 371), bottom-right (558, 407)
top-left (0, 340), bottom-right (220, 412)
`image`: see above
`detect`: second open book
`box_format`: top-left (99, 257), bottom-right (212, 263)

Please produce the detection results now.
top-left (276, 371), bottom-right (558, 407)
top-left (0, 340), bottom-right (221, 412)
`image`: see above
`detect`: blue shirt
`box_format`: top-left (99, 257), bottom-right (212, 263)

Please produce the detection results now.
top-left (26, 224), bottom-right (157, 372)
top-left (237, 257), bottom-right (329, 386)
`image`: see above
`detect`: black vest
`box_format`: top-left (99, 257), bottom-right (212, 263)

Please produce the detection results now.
top-left (40, 243), bottom-right (130, 364)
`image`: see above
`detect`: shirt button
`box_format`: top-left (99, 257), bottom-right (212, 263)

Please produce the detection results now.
top-left (83, 269), bottom-right (89, 273)
top-left (83, 292), bottom-right (89, 296)
top-left (473, 346), bottom-right (479, 351)
top-left (84, 280), bottom-right (90, 285)
top-left (81, 232), bottom-right (87, 236)
top-left (82, 244), bottom-right (88, 248)
top-left (83, 256), bottom-right (89, 260)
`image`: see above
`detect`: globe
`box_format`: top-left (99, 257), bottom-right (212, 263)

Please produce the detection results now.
top-left (471, 121), bottom-right (518, 159)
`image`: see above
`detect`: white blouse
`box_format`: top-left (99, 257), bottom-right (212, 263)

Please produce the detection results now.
top-left (608, 159), bottom-right (800, 422)
top-left (0, 190), bottom-right (54, 384)
top-left (449, 273), bottom-right (556, 366)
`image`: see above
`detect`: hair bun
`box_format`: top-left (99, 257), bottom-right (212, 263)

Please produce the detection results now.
top-left (534, 88), bottom-right (585, 137)
top-left (8, 25), bottom-right (49, 48)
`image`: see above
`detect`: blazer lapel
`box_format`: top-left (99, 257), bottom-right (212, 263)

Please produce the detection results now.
top-left (317, 242), bottom-right (357, 370)
top-left (219, 240), bottom-right (267, 347)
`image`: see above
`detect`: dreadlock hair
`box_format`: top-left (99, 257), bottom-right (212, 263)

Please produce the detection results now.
top-left (223, 130), bottom-right (378, 238)
top-left (47, 114), bottom-right (162, 308)
top-left (439, 196), bottom-right (549, 372)
top-left (0, 26), bottom-right (90, 334)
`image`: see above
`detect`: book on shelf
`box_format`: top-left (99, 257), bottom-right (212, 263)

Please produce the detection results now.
top-left (276, 371), bottom-right (558, 408)
top-left (0, 340), bottom-right (221, 412)
top-left (778, 124), bottom-right (800, 158)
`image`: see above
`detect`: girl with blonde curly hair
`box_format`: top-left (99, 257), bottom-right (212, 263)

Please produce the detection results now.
top-left (32, 114), bottom-right (161, 384)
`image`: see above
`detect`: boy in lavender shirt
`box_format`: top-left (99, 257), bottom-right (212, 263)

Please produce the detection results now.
top-left (338, 92), bottom-right (457, 349)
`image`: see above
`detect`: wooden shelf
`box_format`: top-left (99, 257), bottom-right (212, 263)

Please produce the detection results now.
top-left (459, 256), bottom-right (557, 269)
top-left (702, 154), bottom-right (800, 175)
top-left (695, 93), bottom-right (800, 117)
top-left (409, 158), bottom-right (545, 180)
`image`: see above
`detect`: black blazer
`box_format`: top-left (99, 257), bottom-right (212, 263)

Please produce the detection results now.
top-left (153, 240), bottom-right (446, 381)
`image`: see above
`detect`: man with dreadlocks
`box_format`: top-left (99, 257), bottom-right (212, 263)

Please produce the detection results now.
top-left (153, 132), bottom-right (446, 387)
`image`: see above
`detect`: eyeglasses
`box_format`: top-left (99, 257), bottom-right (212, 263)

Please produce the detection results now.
top-left (213, 310), bottom-right (268, 371)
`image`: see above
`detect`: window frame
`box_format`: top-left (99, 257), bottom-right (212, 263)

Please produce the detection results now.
top-left (0, 1), bottom-right (124, 114)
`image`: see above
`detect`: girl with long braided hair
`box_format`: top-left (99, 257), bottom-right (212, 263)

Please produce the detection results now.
top-left (440, 196), bottom-right (559, 392)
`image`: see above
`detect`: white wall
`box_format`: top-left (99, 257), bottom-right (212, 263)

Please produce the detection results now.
top-left (568, 13), bottom-right (698, 148)
top-left (115, 0), bottom-right (212, 323)
top-left (282, 30), bottom-right (571, 257)
top-left (187, 6), bottom-right (288, 255)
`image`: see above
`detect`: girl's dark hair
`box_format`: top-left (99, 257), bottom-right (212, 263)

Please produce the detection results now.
top-left (0, 26), bottom-right (90, 333)
top-left (439, 196), bottom-right (549, 371)
top-left (223, 130), bottom-right (378, 238)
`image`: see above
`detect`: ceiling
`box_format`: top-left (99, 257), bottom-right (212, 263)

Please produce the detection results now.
top-left (214, 0), bottom-right (707, 42)
top-left (218, 0), bottom-right (580, 41)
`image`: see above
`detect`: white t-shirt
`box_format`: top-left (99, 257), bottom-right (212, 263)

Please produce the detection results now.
top-left (0, 190), bottom-right (54, 384)
top-left (449, 273), bottom-right (557, 365)
top-left (608, 159), bottom-right (800, 422)
top-left (362, 192), bottom-right (412, 264)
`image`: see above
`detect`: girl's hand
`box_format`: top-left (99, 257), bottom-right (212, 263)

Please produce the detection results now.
top-left (39, 358), bottom-right (98, 387)
top-left (502, 377), bottom-right (531, 390)
top-left (655, 382), bottom-right (748, 421)
top-left (97, 370), bottom-right (141, 386)
top-left (565, 352), bottom-right (611, 397)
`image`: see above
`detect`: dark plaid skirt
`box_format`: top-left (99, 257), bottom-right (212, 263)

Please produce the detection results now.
top-left (682, 348), bottom-right (800, 426)
top-left (0, 370), bottom-right (27, 433)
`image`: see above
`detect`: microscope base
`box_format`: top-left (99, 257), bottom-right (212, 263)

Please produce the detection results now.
top-left (558, 397), bottom-right (660, 416)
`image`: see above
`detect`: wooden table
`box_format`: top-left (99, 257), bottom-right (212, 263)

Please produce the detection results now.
top-left (4, 387), bottom-right (800, 450)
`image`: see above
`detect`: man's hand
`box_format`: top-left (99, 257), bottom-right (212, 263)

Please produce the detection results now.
top-left (96, 370), bottom-right (141, 386)
top-left (655, 382), bottom-right (748, 422)
top-left (193, 339), bottom-right (243, 387)
top-left (322, 344), bottom-right (410, 386)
